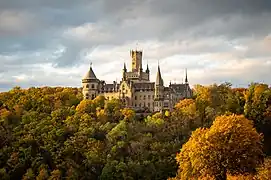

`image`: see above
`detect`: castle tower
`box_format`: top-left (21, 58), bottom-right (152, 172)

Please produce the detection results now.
top-left (130, 50), bottom-right (143, 72)
top-left (154, 64), bottom-right (164, 112)
top-left (82, 63), bottom-right (100, 100)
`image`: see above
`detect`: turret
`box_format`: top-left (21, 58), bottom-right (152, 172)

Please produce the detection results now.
top-left (185, 68), bottom-right (188, 84)
top-left (122, 62), bottom-right (127, 81)
top-left (145, 63), bottom-right (150, 81)
top-left (82, 63), bottom-right (100, 100)
top-left (154, 64), bottom-right (164, 112)
top-left (184, 68), bottom-right (191, 98)
top-left (146, 63), bottom-right (150, 74)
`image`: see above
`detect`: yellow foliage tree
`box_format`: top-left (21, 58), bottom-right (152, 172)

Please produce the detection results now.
top-left (256, 158), bottom-right (271, 180)
top-left (174, 114), bottom-right (263, 180)
top-left (121, 108), bottom-right (135, 121)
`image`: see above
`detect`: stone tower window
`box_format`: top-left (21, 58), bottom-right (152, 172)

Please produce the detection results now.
top-left (91, 84), bottom-right (95, 89)
top-left (86, 84), bottom-right (89, 88)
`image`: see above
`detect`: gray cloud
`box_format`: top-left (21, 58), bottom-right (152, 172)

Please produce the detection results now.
top-left (0, 0), bottom-right (271, 91)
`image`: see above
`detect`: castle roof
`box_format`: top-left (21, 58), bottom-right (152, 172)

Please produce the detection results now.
top-left (83, 64), bottom-right (97, 80)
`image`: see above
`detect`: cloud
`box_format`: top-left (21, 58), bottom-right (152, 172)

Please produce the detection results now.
top-left (0, 10), bottom-right (38, 36)
top-left (0, 0), bottom-right (271, 91)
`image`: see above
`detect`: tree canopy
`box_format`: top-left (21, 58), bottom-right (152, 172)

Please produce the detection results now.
top-left (0, 83), bottom-right (271, 179)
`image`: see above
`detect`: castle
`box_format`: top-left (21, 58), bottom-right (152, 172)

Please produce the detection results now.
top-left (82, 50), bottom-right (192, 112)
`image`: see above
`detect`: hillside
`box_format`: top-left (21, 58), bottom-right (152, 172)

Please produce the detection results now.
top-left (0, 83), bottom-right (271, 180)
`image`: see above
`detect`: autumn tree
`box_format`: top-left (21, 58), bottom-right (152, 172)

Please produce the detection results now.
top-left (244, 83), bottom-right (271, 154)
top-left (173, 114), bottom-right (263, 180)
top-left (256, 158), bottom-right (271, 180)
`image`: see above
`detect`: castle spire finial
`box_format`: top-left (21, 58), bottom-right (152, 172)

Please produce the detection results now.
top-left (185, 68), bottom-right (188, 84)
top-left (123, 61), bottom-right (127, 71)
top-left (146, 61), bottom-right (150, 73)
top-left (90, 61), bottom-right (92, 68)
top-left (156, 62), bottom-right (163, 85)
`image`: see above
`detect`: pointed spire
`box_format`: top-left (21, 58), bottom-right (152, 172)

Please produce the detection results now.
top-left (185, 68), bottom-right (188, 84)
top-left (123, 62), bottom-right (127, 72)
top-left (156, 63), bottom-right (163, 85)
top-left (146, 62), bottom-right (150, 73)
top-left (83, 62), bottom-right (97, 80)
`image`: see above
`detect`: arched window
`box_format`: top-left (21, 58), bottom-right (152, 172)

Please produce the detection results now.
top-left (91, 84), bottom-right (95, 89)
top-left (86, 84), bottom-right (89, 88)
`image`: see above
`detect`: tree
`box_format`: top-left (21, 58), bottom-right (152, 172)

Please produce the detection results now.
top-left (173, 114), bottom-right (263, 180)
top-left (256, 158), bottom-right (271, 180)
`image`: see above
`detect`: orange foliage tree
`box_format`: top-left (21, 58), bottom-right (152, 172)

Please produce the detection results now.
top-left (173, 114), bottom-right (263, 180)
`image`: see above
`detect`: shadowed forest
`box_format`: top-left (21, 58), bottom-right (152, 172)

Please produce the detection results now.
top-left (0, 83), bottom-right (271, 180)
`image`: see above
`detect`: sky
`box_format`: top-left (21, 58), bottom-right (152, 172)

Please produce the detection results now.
top-left (0, 0), bottom-right (271, 91)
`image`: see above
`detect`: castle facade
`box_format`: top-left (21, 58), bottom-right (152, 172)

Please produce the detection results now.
top-left (82, 50), bottom-right (192, 112)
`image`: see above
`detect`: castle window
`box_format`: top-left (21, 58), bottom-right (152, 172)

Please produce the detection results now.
top-left (91, 94), bottom-right (95, 100)
top-left (86, 84), bottom-right (89, 88)
top-left (91, 84), bottom-right (95, 89)
top-left (143, 95), bottom-right (146, 100)
top-left (148, 95), bottom-right (151, 99)
top-left (135, 96), bottom-right (137, 100)
top-left (135, 104), bottom-right (137, 107)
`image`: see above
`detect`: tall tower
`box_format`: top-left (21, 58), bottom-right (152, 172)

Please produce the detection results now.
top-left (130, 50), bottom-right (143, 72)
top-left (82, 63), bottom-right (100, 100)
top-left (154, 64), bottom-right (164, 112)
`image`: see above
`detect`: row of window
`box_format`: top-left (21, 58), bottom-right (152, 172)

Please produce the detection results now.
top-left (134, 95), bottom-right (155, 100)
top-left (134, 102), bottom-right (153, 108)
top-left (85, 84), bottom-right (95, 89)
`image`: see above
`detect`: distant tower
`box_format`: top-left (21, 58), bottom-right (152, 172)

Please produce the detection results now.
top-left (154, 64), bottom-right (164, 112)
top-left (82, 63), bottom-right (100, 100)
top-left (130, 50), bottom-right (143, 72)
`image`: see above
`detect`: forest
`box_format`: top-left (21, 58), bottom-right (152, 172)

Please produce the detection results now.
top-left (0, 82), bottom-right (271, 180)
